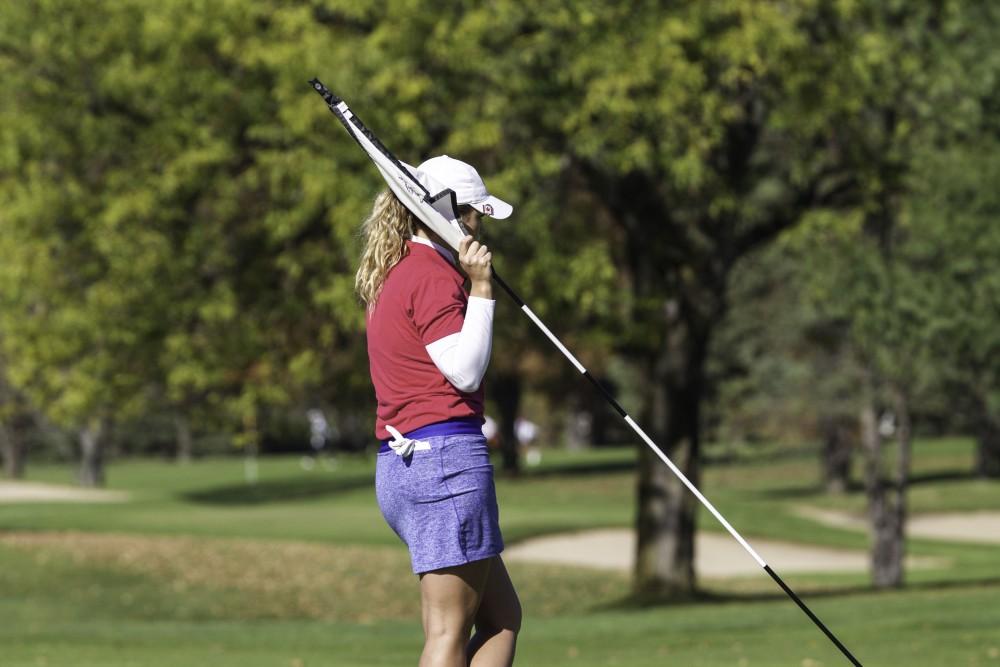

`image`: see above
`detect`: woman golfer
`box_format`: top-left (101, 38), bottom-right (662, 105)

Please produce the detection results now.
top-left (356, 155), bottom-right (521, 666)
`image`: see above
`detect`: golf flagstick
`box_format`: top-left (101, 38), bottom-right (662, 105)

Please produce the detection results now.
top-left (309, 80), bottom-right (467, 251)
top-left (310, 78), bottom-right (863, 667)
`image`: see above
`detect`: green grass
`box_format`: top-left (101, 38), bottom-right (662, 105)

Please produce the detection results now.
top-left (2, 437), bottom-right (999, 665)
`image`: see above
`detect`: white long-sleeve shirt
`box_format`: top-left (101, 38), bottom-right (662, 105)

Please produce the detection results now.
top-left (411, 235), bottom-right (494, 392)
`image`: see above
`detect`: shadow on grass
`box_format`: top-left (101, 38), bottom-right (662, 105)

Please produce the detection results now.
top-left (592, 574), bottom-right (1000, 613)
top-left (753, 482), bottom-right (863, 500)
top-left (755, 468), bottom-right (978, 501)
top-left (515, 459), bottom-right (637, 479)
top-left (183, 474), bottom-right (372, 505)
top-left (910, 469), bottom-right (980, 485)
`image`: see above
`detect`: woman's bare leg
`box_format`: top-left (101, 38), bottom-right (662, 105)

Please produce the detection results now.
top-left (466, 556), bottom-right (521, 666)
top-left (419, 559), bottom-right (492, 667)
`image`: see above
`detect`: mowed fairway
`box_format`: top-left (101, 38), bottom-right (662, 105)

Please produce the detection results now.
top-left (2, 439), bottom-right (999, 666)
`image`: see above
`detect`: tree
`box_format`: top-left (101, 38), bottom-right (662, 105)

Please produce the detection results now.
top-left (706, 243), bottom-right (864, 493)
top-left (910, 146), bottom-right (1000, 478)
top-left (0, 0), bottom-right (378, 479)
top-left (787, 1), bottom-right (1000, 587)
top-left (440, 1), bottom-right (882, 596)
top-left (0, 365), bottom-right (35, 479)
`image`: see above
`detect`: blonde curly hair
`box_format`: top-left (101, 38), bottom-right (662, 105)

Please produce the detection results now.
top-left (355, 190), bottom-right (418, 309)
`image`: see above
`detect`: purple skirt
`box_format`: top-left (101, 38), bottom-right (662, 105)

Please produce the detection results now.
top-left (375, 426), bottom-right (504, 574)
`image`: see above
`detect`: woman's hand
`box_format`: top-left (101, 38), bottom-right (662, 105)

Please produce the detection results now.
top-left (458, 235), bottom-right (492, 299)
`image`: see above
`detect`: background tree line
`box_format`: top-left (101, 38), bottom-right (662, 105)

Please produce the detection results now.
top-left (1, 0), bottom-right (997, 596)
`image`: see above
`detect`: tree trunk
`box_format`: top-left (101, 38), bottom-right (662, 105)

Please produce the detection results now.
top-left (893, 386), bottom-right (912, 549)
top-left (0, 423), bottom-right (28, 479)
top-left (78, 419), bottom-right (106, 488)
top-left (974, 414), bottom-right (1000, 479)
top-left (819, 413), bottom-right (854, 494)
top-left (493, 373), bottom-right (522, 476)
top-left (634, 307), bottom-right (705, 598)
top-left (0, 405), bottom-right (34, 479)
top-left (861, 390), bottom-right (908, 589)
top-left (174, 414), bottom-right (193, 464)
top-left (588, 376), bottom-right (616, 446)
top-left (242, 408), bottom-right (259, 485)
top-left (0, 385), bottom-right (34, 479)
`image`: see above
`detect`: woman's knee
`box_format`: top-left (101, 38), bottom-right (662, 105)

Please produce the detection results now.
top-left (424, 608), bottom-right (477, 643)
top-left (421, 626), bottom-right (468, 666)
top-left (424, 622), bottom-right (469, 647)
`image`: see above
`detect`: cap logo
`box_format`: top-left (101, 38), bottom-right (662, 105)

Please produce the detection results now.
top-left (482, 203), bottom-right (494, 215)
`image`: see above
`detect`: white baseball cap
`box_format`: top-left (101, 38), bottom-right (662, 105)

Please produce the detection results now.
top-left (417, 155), bottom-right (513, 219)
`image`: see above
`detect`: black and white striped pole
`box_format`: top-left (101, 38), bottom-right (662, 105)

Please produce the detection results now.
top-left (310, 78), bottom-right (863, 667)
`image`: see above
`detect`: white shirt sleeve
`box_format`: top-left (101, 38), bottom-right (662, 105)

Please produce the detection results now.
top-left (425, 296), bottom-right (495, 392)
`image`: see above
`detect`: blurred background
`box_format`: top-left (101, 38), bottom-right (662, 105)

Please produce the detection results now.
top-left (1, 1), bottom-right (998, 665)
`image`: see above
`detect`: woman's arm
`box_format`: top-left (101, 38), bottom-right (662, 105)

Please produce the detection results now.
top-left (425, 235), bottom-right (494, 392)
top-left (425, 296), bottom-right (494, 392)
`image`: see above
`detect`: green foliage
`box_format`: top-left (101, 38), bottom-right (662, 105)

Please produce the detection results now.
top-left (907, 145), bottom-right (1000, 423)
top-left (706, 241), bottom-right (865, 446)
top-left (0, 0), bottom-right (380, 436)
top-left (774, 1), bottom-right (1000, 430)
top-left (1, 0), bottom-right (998, 475)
